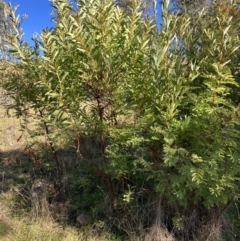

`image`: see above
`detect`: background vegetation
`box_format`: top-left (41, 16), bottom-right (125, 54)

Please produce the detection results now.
top-left (1, 0), bottom-right (240, 240)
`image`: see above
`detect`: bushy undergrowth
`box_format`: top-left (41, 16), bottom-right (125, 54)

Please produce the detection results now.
top-left (1, 0), bottom-right (240, 240)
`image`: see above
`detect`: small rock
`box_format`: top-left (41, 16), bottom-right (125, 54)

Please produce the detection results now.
top-left (76, 213), bottom-right (90, 225)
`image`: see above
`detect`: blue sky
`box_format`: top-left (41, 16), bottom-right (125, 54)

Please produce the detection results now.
top-left (6, 0), bottom-right (54, 45)
top-left (4, 0), bottom-right (162, 45)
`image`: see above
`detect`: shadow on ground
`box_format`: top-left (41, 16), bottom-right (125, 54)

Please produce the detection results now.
top-left (0, 221), bottom-right (12, 239)
top-left (0, 145), bottom-right (99, 227)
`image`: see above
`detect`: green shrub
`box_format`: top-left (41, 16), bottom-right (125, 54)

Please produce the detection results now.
top-left (3, 0), bottom-right (240, 239)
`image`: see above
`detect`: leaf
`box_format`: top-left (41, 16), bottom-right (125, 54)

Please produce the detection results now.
top-left (45, 92), bottom-right (58, 97)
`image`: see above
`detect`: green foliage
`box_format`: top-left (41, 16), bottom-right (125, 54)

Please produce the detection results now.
top-left (3, 0), bottom-right (240, 237)
top-left (0, 1), bottom-right (27, 62)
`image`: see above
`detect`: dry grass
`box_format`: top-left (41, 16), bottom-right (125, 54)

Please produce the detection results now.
top-left (0, 104), bottom-right (27, 153)
top-left (144, 224), bottom-right (176, 241)
top-left (0, 192), bottom-right (111, 241)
